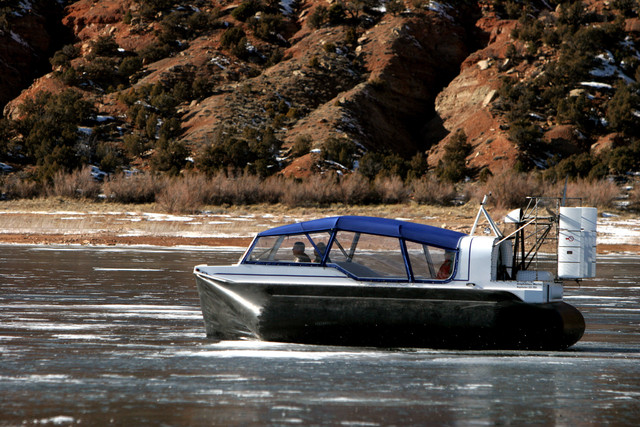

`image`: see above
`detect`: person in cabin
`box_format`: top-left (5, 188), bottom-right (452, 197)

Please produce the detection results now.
top-left (436, 251), bottom-right (455, 279)
top-left (313, 242), bottom-right (327, 263)
top-left (292, 241), bottom-right (311, 263)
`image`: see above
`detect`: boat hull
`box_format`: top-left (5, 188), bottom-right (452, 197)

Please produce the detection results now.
top-left (195, 275), bottom-right (585, 350)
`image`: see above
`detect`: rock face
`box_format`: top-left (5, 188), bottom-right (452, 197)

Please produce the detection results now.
top-left (428, 15), bottom-right (520, 174)
top-left (0, 0), bottom-right (69, 112)
top-left (0, 0), bottom-right (482, 175)
top-left (181, 13), bottom-right (470, 156)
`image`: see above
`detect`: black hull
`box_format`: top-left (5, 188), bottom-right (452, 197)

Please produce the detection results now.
top-left (195, 275), bottom-right (585, 350)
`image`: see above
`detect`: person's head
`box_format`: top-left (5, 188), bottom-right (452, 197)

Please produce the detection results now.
top-left (314, 242), bottom-right (326, 261)
top-left (292, 241), bottom-right (306, 255)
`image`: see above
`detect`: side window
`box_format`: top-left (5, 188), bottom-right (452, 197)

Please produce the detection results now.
top-left (273, 235), bottom-right (313, 263)
top-left (406, 240), bottom-right (456, 280)
top-left (329, 231), bottom-right (407, 280)
top-left (328, 231), bottom-right (355, 263)
top-left (246, 233), bottom-right (331, 264)
top-left (307, 232), bottom-right (332, 263)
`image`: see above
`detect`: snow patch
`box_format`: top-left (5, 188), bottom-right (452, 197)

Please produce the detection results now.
top-left (580, 82), bottom-right (613, 90)
top-left (590, 51), bottom-right (634, 84)
top-left (598, 217), bottom-right (640, 245)
top-left (428, 1), bottom-right (454, 21)
top-left (10, 31), bottom-right (29, 47)
top-left (35, 415), bottom-right (76, 425)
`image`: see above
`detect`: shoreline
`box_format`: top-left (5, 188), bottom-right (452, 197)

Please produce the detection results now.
top-left (0, 234), bottom-right (635, 255)
top-left (0, 199), bottom-right (638, 253)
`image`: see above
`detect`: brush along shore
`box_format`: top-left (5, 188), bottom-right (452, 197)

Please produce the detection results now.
top-left (0, 198), bottom-right (637, 253)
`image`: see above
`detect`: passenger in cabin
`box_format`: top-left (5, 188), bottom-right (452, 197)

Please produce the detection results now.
top-left (436, 251), bottom-right (455, 279)
top-left (292, 241), bottom-right (311, 263)
top-left (314, 242), bottom-right (327, 263)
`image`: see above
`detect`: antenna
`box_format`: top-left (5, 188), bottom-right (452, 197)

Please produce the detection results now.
top-left (561, 176), bottom-right (568, 207)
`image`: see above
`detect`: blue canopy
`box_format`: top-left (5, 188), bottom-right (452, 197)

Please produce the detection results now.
top-left (257, 216), bottom-right (466, 250)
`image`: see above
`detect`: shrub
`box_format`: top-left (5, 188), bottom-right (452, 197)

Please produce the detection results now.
top-left (387, 0), bottom-right (404, 16)
top-left (544, 153), bottom-right (606, 182)
top-left (198, 137), bottom-right (250, 174)
top-left (606, 140), bottom-right (640, 174)
top-left (338, 173), bottom-right (374, 204)
top-left (123, 133), bottom-right (149, 158)
top-left (508, 122), bottom-right (542, 163)
top-left (407, 152), bottom-right (429, 181)
top-left (558, 1), bottom-right (588, 31)
top-left (80, 57), bottom-right (120, 90)
top-left (309, 6), bottom-right (328, 29)
top-left (50, 44), bottom-right (79, 69)
top-left (258, 175), bottom-right (286, 204)
top-left (321, 137), bottom-right (356, 169)
top-left (49, 166), bottom-right (101, 199)
top-left (221, 27), bottom-right (248, 57)
top-left (373, 175), bottom-right (408, 204)
top-left (436, 129), bottom-right (472, 182)
top-left (137, 0), bottom-right (174, 14)
top-left (411, 175), bottom-right (457, 205)
top-left (328, 3), bottom-right (346, 25)
top-left (557, 94), bottom-right (592, 132)
top-left (380, 153), bottom-right (409, 179)
top-left (613, 0), bottom-right (638, 17)
top-left (219, 172), bottom-right (268, 204)
top-left (102, 173), bottom-right (165, 204)
top-left (358, 151), bottom-right (385, 180)
top-left (606, 83), bottom-right (640, 136)
top-left (119, 56), bottom-right (143, 80)
top-left (628, 184), bottom-right (640, 211)
top-left (139, 41), bottom-right (175, 63)
top-left (89, 35), bottom-right (120, 58)
top-left (149, 90), bottom-right (181, 117)
top-left (16, 90), bottom-right (96, 182)
top-left (290, 135), bottom-right (312, 157)
top-left (281, 174), bottom-right (339, 207)
top-left (202, 171), bottom-right (267, 205)
top-left (474, 171), bottom-right (541, 209)
top-left (159, 11), bottom-right (192, 41)
top-left (157, 174), bottom-right (209, 213)
top-left (252, 13), bottom-right (285, 42)
top-left (0, 175), bottom-right (42, 199)
top-left (151, 138), bottom-right (189, 175)
top-left (232, 0), bottom-right (262, 21)
top-left (0, 118), bottom-right (13, 157)
top-left (566, 178), bottom-right (620, 209)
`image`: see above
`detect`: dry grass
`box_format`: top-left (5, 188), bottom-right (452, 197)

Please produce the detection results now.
top-left (472, 172), bottom-right (542, 209)
top-left (629, 184), bottom-right (640, 211)
top-left (0, 169), bottom-right (629, 217)
top-left (374, 175), bottom-right (408, 204)
top-left (0, 175), bottom-right (42, 199)
top-left (102, 173), bottom-right (166, 204)
top-left (411, 175), bottom-right (457, 205)
top-left (157, 174), bottom-right (208, 213)
top-left (50, 166), bottom-right (101, 199)
top-left (565, 178), bottom-right (620, 209)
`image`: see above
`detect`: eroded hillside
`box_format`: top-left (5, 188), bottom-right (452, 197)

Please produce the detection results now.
top-left (1, 0), bottom-right (640, 183)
